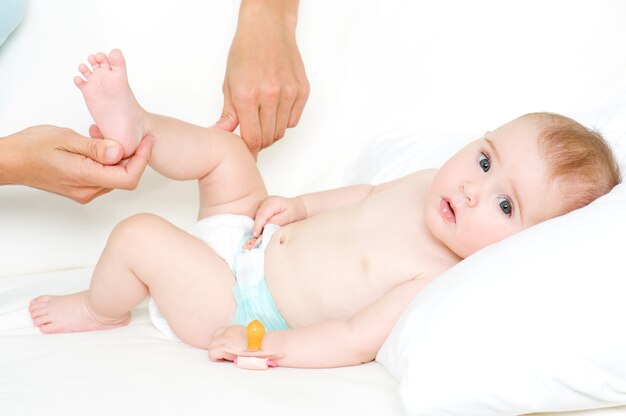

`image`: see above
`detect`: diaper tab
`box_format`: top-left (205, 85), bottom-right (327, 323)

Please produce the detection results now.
top-left (234, 224), bottom-right (279, 290)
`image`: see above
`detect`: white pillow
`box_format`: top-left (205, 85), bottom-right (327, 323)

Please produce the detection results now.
top-left (378, 186), bottom-right (626, 415)
top-left (370, 95), bottom-right (626, 414)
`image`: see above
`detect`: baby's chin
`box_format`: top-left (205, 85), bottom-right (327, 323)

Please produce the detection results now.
top-left (448, 244), bottom-right (471, 260)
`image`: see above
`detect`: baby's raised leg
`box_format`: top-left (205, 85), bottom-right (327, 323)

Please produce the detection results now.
top-left (75, 49), bottom-right (267, 218)
top-left (74, 49), bottom-right (145, 157)
top-left (29, 214), bottom-right (237, 348)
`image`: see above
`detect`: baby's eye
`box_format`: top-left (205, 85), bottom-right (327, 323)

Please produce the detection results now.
top-left (479, 153), bottom-right (490, 172)
top-left (499, 197), bottom-right (512, 216)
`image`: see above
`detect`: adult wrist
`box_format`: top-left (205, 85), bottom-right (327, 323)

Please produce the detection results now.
top-left (238, 0), bottom-right (299, 33)
top-left (0, 135), bottom-right (13, 185)
top-left (0, 132), bottom-right (24, 185)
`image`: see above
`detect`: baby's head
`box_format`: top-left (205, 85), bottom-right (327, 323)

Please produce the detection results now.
top-left (425, 112), bottom-right (621, 258)
top-left (528, 112), bottom-right (620, 212)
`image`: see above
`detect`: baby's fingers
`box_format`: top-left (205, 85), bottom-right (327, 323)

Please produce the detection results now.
top-left (253, 206), bottom-right (281, 236)
top-left (252, 214), bottom-right (270, 237)
top-left (263, 210), bottom-right (293, 228)
top-left (208, 346), bottom-right (235, 362)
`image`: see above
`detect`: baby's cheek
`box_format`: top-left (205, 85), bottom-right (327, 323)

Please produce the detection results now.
top-left (461, 225), bottom-right (502, 256)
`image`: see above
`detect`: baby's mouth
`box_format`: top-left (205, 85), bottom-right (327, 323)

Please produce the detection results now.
top-left (439, 198), bottom-right (456, 223)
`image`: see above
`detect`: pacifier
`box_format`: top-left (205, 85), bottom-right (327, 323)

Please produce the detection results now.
top-left (227, 320), bottom-right (283, 370)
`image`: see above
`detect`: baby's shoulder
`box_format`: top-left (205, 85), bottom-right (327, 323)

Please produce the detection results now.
top-left (386, 168), bottom-right (436, 196)
top-left (403, 168), bottom-right (437, 183)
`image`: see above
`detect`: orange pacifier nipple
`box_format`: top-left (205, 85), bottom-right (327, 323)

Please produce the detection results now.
top-left (246, 320), bottom-right (265, 351)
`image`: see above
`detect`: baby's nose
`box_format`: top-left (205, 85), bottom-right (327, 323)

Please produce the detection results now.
top-left (460, 181), bottom-right (480, 207)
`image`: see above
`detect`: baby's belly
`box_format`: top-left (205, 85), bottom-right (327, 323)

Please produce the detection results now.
top-left (263, 217), bottom-right (410, 328)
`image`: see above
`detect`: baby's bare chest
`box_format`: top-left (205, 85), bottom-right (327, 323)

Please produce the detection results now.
top-left (264, 196), bottom-right (441, 325)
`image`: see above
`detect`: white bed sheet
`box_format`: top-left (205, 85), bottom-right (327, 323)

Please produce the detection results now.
top-left (1, 1), bottom-right (626, 415)
top-left (0, 269), bottom-right (401, 415)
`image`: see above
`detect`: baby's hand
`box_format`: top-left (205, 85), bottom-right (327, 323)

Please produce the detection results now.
top-left (252, 195), bottom-right (306, 237)
top-left (208, 325), bottom-right (247, 362)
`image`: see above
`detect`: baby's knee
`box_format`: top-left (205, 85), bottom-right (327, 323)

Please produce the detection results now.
top-left (110, 213), bottom-right (170, 244)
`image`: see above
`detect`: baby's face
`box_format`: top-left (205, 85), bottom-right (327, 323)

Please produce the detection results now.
top-left (425, 116), bottom-right (566, 258)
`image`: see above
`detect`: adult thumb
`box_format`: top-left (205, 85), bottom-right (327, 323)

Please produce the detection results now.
top-left (214, 93), bottom-right (239, 132)
top-left (85, 138), bottom-right (124, 165)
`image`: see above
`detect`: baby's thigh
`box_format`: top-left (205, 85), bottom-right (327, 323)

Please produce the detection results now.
top-left (197, 134), bottom-right (268, 219)
top-left (135, 218), bottom-right (237, 349)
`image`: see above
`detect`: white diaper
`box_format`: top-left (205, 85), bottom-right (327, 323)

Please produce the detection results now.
top-left (148, 214), bottom-right (254, 340)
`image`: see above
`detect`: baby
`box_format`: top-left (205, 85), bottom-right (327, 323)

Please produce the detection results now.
top-left (29, 49), bottom-right (620, 368)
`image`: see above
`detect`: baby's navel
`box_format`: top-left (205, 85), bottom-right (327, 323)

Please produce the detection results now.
top-left (279, 235), bottom-right (286, 244)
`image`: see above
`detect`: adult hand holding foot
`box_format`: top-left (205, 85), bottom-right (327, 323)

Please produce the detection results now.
top-left (0, 1), bottom-right (154, 204)
top-left (0, 125), bottom-right (154, 204)
top-left (215, 0), bottom-right (309, 156)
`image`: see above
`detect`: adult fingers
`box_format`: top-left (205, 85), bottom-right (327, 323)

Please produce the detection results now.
top-left (228, 82), bottom-right (263, 154)
top-left (62, 185), bottom-right (111, 205)
top-left (258, 93), bottom-right (279, 149)
top-left (115, 135), bottom-right (155, 189)
top-left (63, 133), bottom-right (124, 165)
top-left (235, 99), bottom-right (263, 155)
top-left (274, 89), bottom-right (297, 141)
top-left (82, 135), bottom-right (154, 190)
top-left (287, 82), bottom-right (310, 128)
top-left (214, 87), bottom-right (240, 133)
top-left (71, 187), bottom-right (112, 204)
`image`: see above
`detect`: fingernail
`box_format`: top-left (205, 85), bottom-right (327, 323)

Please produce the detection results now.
top-left (105, 145), bottom-right (120, 162)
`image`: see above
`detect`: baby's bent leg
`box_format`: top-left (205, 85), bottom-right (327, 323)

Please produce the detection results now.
top-left (143, 116), bottom-right (268, 219)
top-left (28, 214), bottom-right (149, 334)
top-left (91, 213), bottom-right (239, 348)
top-left (30, 214), bottom-right (237, 347)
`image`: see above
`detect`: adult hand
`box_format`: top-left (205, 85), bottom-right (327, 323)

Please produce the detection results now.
top-left (0, 125), bottom-right (154, 203)
top-left (215, 0), bottom-right (309, 156)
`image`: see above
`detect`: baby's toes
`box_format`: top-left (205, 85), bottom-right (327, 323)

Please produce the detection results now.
top-left (95, 51), bottom-right (110, 69)
top-left (29, 295), bottom-right (50, 311)
top-left (78, 63), bottom-right (92, 79)
top-left (39, 323), bottom-right (60, 334)
top-left (32, 314), bottom-right (51, 328)
top-left (88, 54), bottom-right (98, 69)
top-left (74, 76), bottom-right (86, 88)
top-left (29, 303), bottom-right (47, 318)
top-left (30, 295), bottom-right (51, 304)
top-left (107, 48), bottom-right (126, 71)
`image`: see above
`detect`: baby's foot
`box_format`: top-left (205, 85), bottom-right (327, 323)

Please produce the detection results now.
top-left (29, 291), bottom-right (130, 334)
top-left (74, 49), bottom-right (145, 158)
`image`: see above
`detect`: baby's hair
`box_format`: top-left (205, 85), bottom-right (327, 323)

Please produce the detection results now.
top-left (523, 112), bottom-right (621, 214)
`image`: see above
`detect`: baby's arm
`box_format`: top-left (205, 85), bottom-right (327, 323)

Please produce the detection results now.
top-left (210, 273), bottom-right (435, 368)
top-left (252, 176), bottom-right (408, 234)
top-left (298, 177), bottom-right (404, 218)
